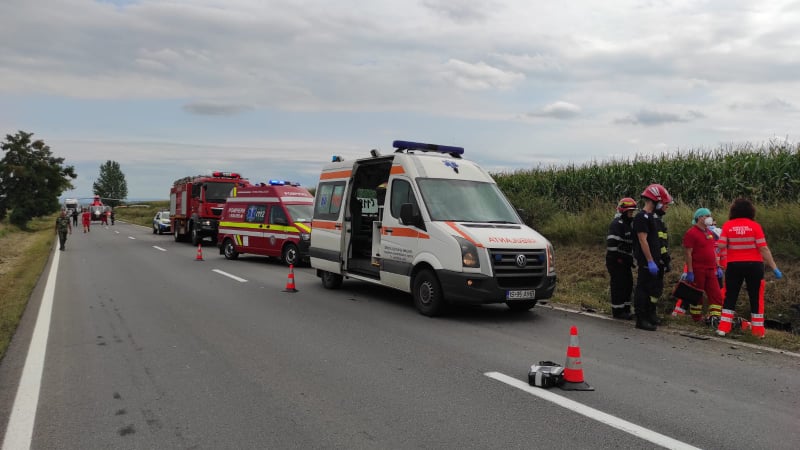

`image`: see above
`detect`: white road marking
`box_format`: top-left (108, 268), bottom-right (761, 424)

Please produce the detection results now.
top-left (212, 269), bottom-right (247, 283)
top-left (114, 230), bottom-right (120, 234)
top-left (128, 236), bottom-right (136, 240)
top-left (2, 246), bottom-right (60, 450)
top-left (153, 246), bottom-right (167, 252)
top-left (485, 372), bottom-right (701, 450)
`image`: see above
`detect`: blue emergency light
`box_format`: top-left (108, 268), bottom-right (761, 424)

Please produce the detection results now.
top-left (269, 179), bottom-right (286, 185)
top-left (392, 140), bottom-right (464, 157)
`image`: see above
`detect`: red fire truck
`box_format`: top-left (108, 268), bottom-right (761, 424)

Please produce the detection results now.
top-left (170, 171), bottom-right (252, 245)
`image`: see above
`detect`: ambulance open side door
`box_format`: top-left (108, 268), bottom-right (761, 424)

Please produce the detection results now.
top-left (375, 177), bottom-right (426, 291)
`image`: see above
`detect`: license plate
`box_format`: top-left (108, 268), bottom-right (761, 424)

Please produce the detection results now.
top-left (506, 289), bottom-right (535, 300)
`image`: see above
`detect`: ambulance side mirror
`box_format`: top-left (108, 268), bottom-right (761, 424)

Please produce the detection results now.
top-left (400, 203), bottom-right (424, 228)
top-left (517, 208), bottom-right (531, 223)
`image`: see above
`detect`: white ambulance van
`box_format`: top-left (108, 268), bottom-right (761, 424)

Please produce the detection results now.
top-left (217, 180), bottom-right (314, 266)
top-left (310, 140), bottom-right (556, 316)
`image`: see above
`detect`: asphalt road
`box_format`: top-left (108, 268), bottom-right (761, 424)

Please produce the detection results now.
top-left (1, 221), bottom-right (798, 449)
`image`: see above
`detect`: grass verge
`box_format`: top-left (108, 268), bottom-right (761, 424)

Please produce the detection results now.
top-left (0, 216), bottom-right (56, 361)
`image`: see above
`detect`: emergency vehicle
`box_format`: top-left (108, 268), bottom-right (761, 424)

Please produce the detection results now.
top-left (170, 171), bottom-right (252, 245)
top-left (310, 140), bottom-right (557, 316)
top-left (217, 180), bottom-right (314, 266)
top-left (64, 198), bottom-right (79, 216)
top-left (88, 195), bottom-right (111, 222)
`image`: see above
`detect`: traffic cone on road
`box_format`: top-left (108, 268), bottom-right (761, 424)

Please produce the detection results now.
top-left (560, 326), bottom-right (594, 391)
top-left (195, 244), bottom-right (204, 261)
top-left (283, 264), bottom-right (298, 293)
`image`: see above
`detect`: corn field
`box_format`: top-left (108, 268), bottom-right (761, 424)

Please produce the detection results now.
top-left (493, 141), bottom-right (800, 213)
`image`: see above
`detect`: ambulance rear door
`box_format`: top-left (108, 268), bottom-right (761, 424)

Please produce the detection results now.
top-left (311, 171), bottom-right (349, 274)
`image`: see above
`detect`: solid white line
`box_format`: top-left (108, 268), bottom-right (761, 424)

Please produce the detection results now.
top-left (2, 246), bottom-right (60, 450)
top-left (484, 372), bottom-right (701, 450)
top-left (152, 246), bottom-right (167, 252)
top-left (128, 236), bottom-right (136, 240)
top-left (212, 269), bottom-right (247, 283)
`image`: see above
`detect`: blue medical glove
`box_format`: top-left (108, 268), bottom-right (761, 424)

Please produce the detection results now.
top-left (647, 260), bottom-right (658, 276)
top-left (685, 272), bottom-right (694, 283)
top-left (774, 268), bottom-right (783, 279)
top-left (716, 267), bottom-right (724, 279)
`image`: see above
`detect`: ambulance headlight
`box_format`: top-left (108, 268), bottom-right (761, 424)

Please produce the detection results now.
top-left (547, 243), bottom-right (555, 275)
top-left (300, 232), bottom-right (310, 241)
top-left (454, 236), bottom-right (479, 268)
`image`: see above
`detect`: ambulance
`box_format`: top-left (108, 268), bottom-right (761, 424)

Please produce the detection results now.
top-left (217, 180), bottom-right (314, 266)
top-left (309, 140), bottom-right (557, 316)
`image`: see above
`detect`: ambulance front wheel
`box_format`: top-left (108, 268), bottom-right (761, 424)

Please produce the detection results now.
top-left (282, 243), bottom-right (299, 266)
top-left (320, 271), bottom-right (343, 289)
top-left (413, 269), bottom-right (446, 317)
top-left (222, 238), bottom-right (239, 260)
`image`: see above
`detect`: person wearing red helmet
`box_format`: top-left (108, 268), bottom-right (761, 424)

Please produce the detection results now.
top-left (606, 197), bottom-right (637, 319)
top-left (632, 183), bottom-right (673, 331)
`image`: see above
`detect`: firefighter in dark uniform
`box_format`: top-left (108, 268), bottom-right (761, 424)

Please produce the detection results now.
top-left (606, 197), bottom-right (637, 319)
top-left (633, 184), bottom-right (673, 331)
top-left (55, 209), bottom-right (72, 251)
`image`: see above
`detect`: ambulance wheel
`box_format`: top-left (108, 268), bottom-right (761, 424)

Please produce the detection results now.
top-left (282, 243), bottom-right (299, 266)
top-left (321, 271), bottom-right (343, 289)
top-left (506, 300), bottom-right (537, 312)
top-left (413, 269), bottom-right (446, 317)
top-left (222, 239), bottom-right (239, 260)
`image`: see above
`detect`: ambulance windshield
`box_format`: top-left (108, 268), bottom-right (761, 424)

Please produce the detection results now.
top-left (286, 204), bottom-right (313, 223)
top-left (417, 179), bottom-right (520, 223)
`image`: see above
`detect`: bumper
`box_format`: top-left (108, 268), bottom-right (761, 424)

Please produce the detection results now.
top-left (299, 239), bottom-right (311, 262)
top-left (437, 270), bottom-right (557, 305)
top-left (157, 223), bottom-right (171, 232)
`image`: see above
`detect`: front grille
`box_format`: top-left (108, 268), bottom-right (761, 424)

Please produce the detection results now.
top-left (489, 248), bottom-right (547, 289)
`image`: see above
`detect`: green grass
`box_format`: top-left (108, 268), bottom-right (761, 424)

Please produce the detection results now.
top-left (114, 201), bottom-right (169, 227)
top-left (0, 216), bottom-right (56, 361)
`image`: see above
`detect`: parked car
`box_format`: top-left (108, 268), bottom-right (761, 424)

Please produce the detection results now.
top-left (153, 211), bottom-right (171, 234)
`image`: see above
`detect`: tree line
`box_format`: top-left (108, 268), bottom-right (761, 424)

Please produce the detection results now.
top-left (0, 130), bottom-right (128, 227)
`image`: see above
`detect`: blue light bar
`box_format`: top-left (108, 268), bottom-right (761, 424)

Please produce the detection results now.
top-left (392, 140), bottom-right (465, 156)
top-left (268, 179), bottom-right (286, 185)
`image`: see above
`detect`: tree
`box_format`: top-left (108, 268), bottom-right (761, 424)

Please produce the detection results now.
top-left (93, 160), bottom-right (128, 207)
top-left (0, 131), bottom-right (76, 227)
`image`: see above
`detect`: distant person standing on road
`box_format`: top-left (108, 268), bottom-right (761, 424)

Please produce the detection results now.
top-left (71, 208), bottom-right (79, 227)
top-left (632, 184), bottom-right (673, 331)
top-left (55, 210), bottom-right (72, 251)
top-left (606, 197), bottom-right (637, 320)
top-left (110, 209), bottom-right (115, 225)
top-left (716, 198), bottom-right (783, 338)
top-left (82, 207), bottom-right (91, 233)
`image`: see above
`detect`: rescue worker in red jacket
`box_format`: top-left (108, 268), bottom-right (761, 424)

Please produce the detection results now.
top-left (632, 184), bottom-right (672, 331)
top-left (606, 197), bottom-right (637, 320)
top-left (682, 208), bottom-right (724, 322)
top-left (716, 198), bottom-right (783, 338)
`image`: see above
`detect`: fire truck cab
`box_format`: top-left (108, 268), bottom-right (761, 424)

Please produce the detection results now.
top-left (217, 180), bottom-right (314, 266)
top-left (170, 171), bottom-right (251, 245)
top-left (310, 140), bottom-right (557, 316)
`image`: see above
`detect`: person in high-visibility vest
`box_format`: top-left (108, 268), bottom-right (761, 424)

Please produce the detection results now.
top-left (682, 208), bottom-right (724, 322)
top-left (716, 198), bottom-right (783, 338)
top-left (606, 197), bottom-right (637, 320)
top-left (633, 184), bottom-right (673, 331)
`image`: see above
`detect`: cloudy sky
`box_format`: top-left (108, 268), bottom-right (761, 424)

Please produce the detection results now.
top-left (1, 0), bottom-right (798, 200)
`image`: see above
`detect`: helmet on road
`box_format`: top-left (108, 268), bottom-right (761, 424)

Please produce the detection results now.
top-left (641, 184), bottom-right (672, 204)
top-left (616, 197), bottom-right (637, 213)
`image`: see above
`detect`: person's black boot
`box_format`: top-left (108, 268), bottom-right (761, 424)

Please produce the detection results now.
top-left (635, 319), bottom-right (657, 331)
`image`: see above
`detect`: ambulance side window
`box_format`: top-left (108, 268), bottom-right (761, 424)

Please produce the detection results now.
top-left (390, 180), bottom-right (418, 219)
top-left (270, 206), bottom-right (288, 225)
top-left (245, 205), bottom-right (267, 223)
top-left (314, 181), bottom-right (346, 221)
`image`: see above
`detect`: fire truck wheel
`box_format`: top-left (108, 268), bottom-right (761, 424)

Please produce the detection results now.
top-left (190, 224), bottom-right (201, 246)
top-left (282, 243), bottom-right (299, 266)
top-left (222, 238), bottom-right (239, 260)
top-left (413, 269), bottom-right (446, 317)
top-left (321, 271), bottom-right (343, 289)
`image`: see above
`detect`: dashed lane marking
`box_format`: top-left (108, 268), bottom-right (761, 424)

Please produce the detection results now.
top-left (153, 246), bottom-right (167, 252)
top-left (212, 269), bottom-right (247, 283)
top-left (128, 236), bottom-right (136, 240)
top-left (484, 372), bottom-right (701, 450)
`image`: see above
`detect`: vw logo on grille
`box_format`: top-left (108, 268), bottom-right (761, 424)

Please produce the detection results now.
top-left (515, 254), bottom-right (527, 268)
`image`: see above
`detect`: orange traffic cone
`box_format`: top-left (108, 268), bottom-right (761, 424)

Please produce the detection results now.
top-left (195, 244), bottom-right (204, 261)
top-left (283, 264), bottom-right (298, 293)
top-left (560, 326), bottom-right (594, 391)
